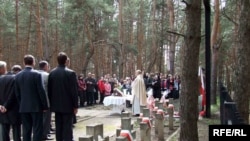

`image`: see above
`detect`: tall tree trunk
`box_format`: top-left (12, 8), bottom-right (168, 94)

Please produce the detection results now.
top-left (81, 29), bottom-right (86, 75)
top-left (0, 26), bottom-right (2, 60)
top-left (210, 0), bottom-right (221, 105)
top-left (25, 3), bottom-right (32, 55)
top-left (234, 0), bottom-right (250, 124)
top-left (36, 0), bottom-right (43, 60)
top-left (158, 0), bottom-right (166, 73)
top-left (137, 0), bottom-right (144, 71)
top-left (179, 1), bottom-right (201, 141)
top-left (118, 0), bottom-right (125, 78)
top-left (226, 1), bottom-right (240, 96)
top-left (53, 0), bottom-right (59, 67)
top-left (82, 15), bottom-right (95, 75)
top-left (15, 0), bottom-right (21, 64)
top-left (0, 10), bottom-right (2, 60)
top-left (146, 0), bottom-right (157, 72)
top-left (94, 43), bottom-right (99, 78)
top-left (167, 0), bottom-right (176, 75)
top-left (127, 8), bottom-right (134, 76)
top-left (43, 0), bottom-right (49, 60)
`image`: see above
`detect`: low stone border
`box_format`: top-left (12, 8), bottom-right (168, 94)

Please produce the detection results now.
top-left (166, 127), bottom-right (180, 141)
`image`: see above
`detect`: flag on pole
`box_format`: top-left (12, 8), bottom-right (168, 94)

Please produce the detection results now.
top-left (198, 66), bottom-right (206, 116)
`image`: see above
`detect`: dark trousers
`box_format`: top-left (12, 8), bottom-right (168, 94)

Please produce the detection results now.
top-left (42, 110), bottom-right (51, 138)
top-left (72, 114), bottom-right (77, 124)
top-left (55, 113), bottom-right (73, 141)
top-left (1, 123), bottom-right (21, 141)
top-left (99, 93), bottom-right (105, 104)
top-left (153, 90), bottom-right (162, 100)
top-left (86, 92), bottom-right (94, 105)
top-left (166, 90), bottom-right (174, 99)
top-left (94, 91), bottom-right (98, 101)
top-left (78, 90), bottom-right (86, 106)
top-left (173, 89), bottom-right (179, 99)
top-left (21, 112), bottom-right (43, 141)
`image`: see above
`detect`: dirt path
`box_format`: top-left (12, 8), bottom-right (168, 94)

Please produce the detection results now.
top-left (36, 103), bottom-right (219, 141)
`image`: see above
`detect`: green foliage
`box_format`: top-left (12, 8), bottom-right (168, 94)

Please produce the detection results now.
top-left (0, 0), bottom-right (15, 31)
top-left (0, 0), bottom-right (240, 81)
top-left (125, 44), bottom-right (138, 55)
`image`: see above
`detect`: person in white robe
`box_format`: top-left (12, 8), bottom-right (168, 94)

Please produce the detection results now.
top-left (131, 70), bottom-right (147, 115)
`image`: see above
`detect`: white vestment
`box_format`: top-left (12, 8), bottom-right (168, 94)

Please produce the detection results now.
top-left (131, 74), bottom-right (147, 115)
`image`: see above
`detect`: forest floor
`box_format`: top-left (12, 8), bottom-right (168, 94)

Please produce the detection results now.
top-left (132, 102), bottom-right (220, 141)
top-left (167, 114), bottom-right (220, 141)
top-left (79, 99), bottom-right (221, 141)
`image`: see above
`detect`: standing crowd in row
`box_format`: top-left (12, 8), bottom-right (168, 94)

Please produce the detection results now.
top-left (76, 71), bottom-right (181, 108)
top-left (0, 52), bottom-right (78, 141)
top-left (0, 51), bottom-right (181, 141)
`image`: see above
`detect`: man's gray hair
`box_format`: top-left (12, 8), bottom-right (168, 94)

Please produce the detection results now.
top-left (0, 61), bottom-right (7, 68)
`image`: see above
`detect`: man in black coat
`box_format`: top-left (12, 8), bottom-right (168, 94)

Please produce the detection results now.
top-left (15, 55), bottom-right (49, 141)
top-left (85, 72), bottom-right (96, 106)
top-left (0, 61), bottom-right (21, 141)
top-left (48, 52), bottom-right (78, 141)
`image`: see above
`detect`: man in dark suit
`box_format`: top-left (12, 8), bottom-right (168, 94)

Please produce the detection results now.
top-left (15, 55), bottom-right (49, 141)
top-left (85, 72), bottom-right (96, 106)
top-left (0, 61), bottom-right (21, 141)
top-left (48, 52), bottom-right (78, 141)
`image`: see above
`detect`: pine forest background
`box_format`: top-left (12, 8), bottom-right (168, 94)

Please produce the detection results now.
top-left (1, 1), bottom-right (250, 140)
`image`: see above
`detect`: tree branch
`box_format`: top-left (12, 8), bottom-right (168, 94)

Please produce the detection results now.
top-left (181, 0), bottom-right (190, 7)
top-left (221, 9), bottom-right (238, 26)
top-left (166, 30), bottom-right (185, 37)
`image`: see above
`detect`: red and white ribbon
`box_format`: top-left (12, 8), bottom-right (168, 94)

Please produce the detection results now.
top-left (142, 117), bottom-right (152, 128)
top-left (157, 109), bottom-right (165, 118)
top-left (120, 130), bottom-right (133, 141)
top-left (139, 113), bottom-right (143, 117)
top-left (168, 104), bottom-right (174, 109)
top-left (153, 107), bottom-right (158, 111)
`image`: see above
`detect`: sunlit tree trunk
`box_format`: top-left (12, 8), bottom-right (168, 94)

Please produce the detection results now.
top-left (210, 0), bottom-right (221, 105)
top-left (234, 0), bottom-right (250, 124)
top-left (179, 0), bottom-right (201, 140)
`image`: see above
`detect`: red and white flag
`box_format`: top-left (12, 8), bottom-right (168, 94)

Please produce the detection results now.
top-left (198, 66), bottom-right (206, 112)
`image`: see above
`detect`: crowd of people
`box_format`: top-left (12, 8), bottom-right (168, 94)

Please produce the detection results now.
top-left (0, 51), bottom-right (181, 141)
top-left (76, 72), bottom-right (181, 105)
top-left (0, 52), bottom-right (78, 141)
top-left (76, 70), bottom-right (181, 116)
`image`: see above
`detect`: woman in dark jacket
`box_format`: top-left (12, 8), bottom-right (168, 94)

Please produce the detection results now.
top-left (152, 73), bottom-right (161, 100)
